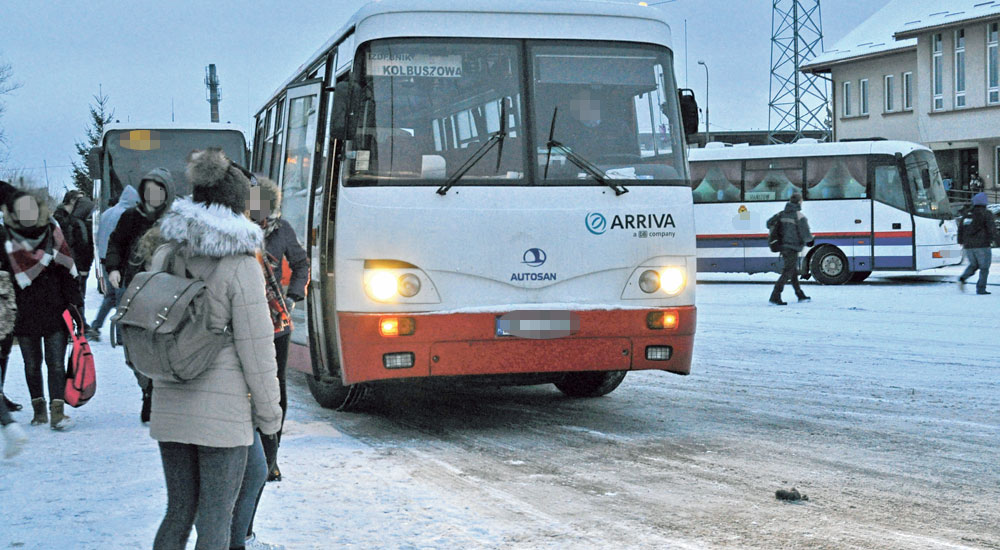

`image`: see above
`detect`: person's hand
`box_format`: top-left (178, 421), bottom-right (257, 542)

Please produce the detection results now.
top-left (284, 297), bottom-right (296, 312)
top-left (109, 270), bottom-right (121, 289)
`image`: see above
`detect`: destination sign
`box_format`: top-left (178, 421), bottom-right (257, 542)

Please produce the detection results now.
top-left (367, 53), bottom-right (463, 78)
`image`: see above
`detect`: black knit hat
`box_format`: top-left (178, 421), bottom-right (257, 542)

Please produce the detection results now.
top-left (0, 179), bottom-right (16, 210)
top-left (185, 148), bottom-right (250, 214)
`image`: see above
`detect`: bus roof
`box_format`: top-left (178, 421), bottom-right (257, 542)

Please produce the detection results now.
top-left (688, 140), bottom-right (931, 162)
top-left (262, 0), bottom-right (674, 112)
top-left (101, 122), bottom-right (246, 143)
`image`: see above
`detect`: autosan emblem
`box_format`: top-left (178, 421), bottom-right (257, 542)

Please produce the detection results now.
top-left (522, 248), bottom-right (547, 267)
top-left (586, 212), bottom-right (608, 235)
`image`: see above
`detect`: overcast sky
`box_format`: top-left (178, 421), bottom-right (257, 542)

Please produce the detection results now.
top-left (0, 0), bottom-right (889, 192)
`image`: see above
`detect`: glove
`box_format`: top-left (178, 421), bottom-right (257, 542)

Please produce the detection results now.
top-left (807, 240), bottom-right (815, 247)
top-left (109, 270), bottom-right (122, 289)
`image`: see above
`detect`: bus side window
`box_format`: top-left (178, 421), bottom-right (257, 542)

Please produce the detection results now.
top-left (744, 158), bottom-right (802, 202)
top-left (691, 160), bottom-right (741, 203)
top-left (873, 165), bottom-right (907, 210)
top-left (805, 156), bottom-right (867, 200)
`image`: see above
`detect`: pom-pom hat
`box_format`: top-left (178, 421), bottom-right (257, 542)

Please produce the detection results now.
top-left (185, 148), bottom-right (251, 214)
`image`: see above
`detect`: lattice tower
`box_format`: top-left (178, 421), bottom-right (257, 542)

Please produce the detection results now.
top-left (768, 0), bottom-right (831, 143)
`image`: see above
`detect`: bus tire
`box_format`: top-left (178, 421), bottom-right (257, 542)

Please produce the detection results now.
top-left (848, 270), bottom-right (871, 283)
top-left (809, 246), bottom-right (851, 285)
top-left (554, 371), bottom-right (627, 397)
top-left (305, 373), bottom-right (372, 411)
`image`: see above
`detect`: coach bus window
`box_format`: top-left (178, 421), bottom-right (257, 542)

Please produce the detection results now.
top-left (531, 42), bottom-right (687, 186)
top-left (805, 156), bottom-right (867, 199)
top-left (260, 107), bottom-right (275, 177)
top-left (347, 40), bottom-right (525, 185)
top-left (282, 94), bottom-right (318, 239)
top-left (691, 160), bottom-right (741, 203)
top-left (873, 164), bottom-right (908, 211)
top-left (903, 150), bottom-right (952, 219)
top-left (743, 158), bottom-right (802, 201)
top-left (252, 116), bottom-right (267, 172)
top-left (269, 99), bottom-right (285, 181)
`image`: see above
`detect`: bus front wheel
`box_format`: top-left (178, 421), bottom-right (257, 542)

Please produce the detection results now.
top-left (305, 373), bottom-right (372, 411)
top-left (554, 371), bottom-right (627, 397)
top-left (809, 246), bottom-right (851, 285)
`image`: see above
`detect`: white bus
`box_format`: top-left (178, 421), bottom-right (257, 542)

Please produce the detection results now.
top-left (253, 0), bottom-right (699, 410)
top-left (688, 140), bottom-right (961, 284)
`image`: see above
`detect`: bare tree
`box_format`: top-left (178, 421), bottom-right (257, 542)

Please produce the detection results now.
top-left (0, 57), bottom-right (23, 165)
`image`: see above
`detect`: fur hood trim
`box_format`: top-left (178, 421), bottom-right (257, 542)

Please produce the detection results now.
top-left (158, 197), bottom-right (262, 257)
top-left (257, 175), bottom-right (282, 215)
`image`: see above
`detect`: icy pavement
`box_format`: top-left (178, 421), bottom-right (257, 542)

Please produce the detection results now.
top-left (2, 264), bottom-right (999, 549)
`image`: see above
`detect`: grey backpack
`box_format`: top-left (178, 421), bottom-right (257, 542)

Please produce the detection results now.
top-left (112, 244), bottom-right (230, 383)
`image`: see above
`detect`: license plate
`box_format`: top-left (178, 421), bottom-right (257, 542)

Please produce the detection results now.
top-left (495, 311), bottom-right (580, 339)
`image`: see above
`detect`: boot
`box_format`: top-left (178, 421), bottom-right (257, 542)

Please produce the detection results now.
top-left (1, 392), bottom-right (22, 411)
top-left (49, 399), bottom-right (72, 431)
top-left (140, 390), bottom-right (151, 423)
top-left (2, 421), bottom-right (28, 458)
top-left (30, 398), bottom-right (47, 426)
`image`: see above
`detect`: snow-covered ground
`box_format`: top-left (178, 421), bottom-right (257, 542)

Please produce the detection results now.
top-left (1, 254), bottom-right (998, 550)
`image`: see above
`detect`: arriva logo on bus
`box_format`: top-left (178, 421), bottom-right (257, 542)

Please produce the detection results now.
top-left (586, 212), bottom-right (677, 237)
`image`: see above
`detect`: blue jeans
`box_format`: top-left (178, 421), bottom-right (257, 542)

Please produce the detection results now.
top-left (960, 248), bottom-right (992, 293)
top-left (91, 286), bottom-right (124, 330)
top-left (21, 330), bottom-right (69, 401)
top-left (154, 442), bottom-right (248, 550)
top-left (230, 431), bottom-right (268, 547)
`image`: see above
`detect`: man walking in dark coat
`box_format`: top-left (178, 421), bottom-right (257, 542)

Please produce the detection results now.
top-left (769, 193), bottom-right (814, 305)
top-left (53, 190), bottom-right (95, 315)
top-left (958, 192), bottom-right (998, 295)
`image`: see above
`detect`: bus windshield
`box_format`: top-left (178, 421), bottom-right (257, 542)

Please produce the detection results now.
top-left (346, 39), bottom-right (688, 187)
top-left (102, 129), bottom-right (247, 206)
top-left (903, 150), bottom-right (952, 219)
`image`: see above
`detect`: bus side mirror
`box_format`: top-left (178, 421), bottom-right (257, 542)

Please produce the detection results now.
top-left (677, 89), bottom-right (699, 136)
top-left (86, 147), bottom-right (103, 176)
top-left (329, 81), bottom-right (354, 141)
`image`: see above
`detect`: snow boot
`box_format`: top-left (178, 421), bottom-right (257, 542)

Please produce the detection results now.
top-left (30, 398), bottom-right (47, 426)
top-left (242, 533), bottom-right (285, 550)
top-left (85, 327), bottom-right (100, 342)
top-left (769, 296), bottom-right (787, 306)
top-left (958, 278), bottom-right (966, 292)
top-left (797, 294), bottom-right (811, 302)
top-left (1, 392), bottom-right (22, 411)
top-left (978, 290), bottom-right (991, 295)
top-left (49, 399), bottom-right (72, 431)
top-left (2, 421), bottom-right (28, 458)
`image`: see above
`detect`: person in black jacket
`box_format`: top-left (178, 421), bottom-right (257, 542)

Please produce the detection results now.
top-left (0, 187), bottom-right (84, 430)
top-left (768, 193), bottom-right (814, 305)
top-left (248, 175), bottom-right (309, 482)
top-left (105, 167), bottom-right (176, 419)
top-left (958, 192), bottom-right (998, 295)
top-left (53, 190), bottom-right (95, 316)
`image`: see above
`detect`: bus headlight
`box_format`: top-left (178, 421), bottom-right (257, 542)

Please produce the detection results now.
top-left (366, 271), bottom-right (398, 301)
top-left (659, 267), bottom-right (686, 295)
top-left (397, 273), bottom-right (421, 297)
top-left (638, 270), bottom-right (661, 293)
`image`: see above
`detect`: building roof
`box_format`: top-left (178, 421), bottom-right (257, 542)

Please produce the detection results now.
top-left (801, 0), bottom-right (918, 73)
top-left (894, 0), bottom-right (1000, 39)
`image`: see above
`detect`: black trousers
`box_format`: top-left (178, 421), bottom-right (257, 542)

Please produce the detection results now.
top-left (260, 332), bottom-right (290, 472)
top-left (771, 250), bottom-right (805, 299)
top-left (21, 330), bottom-right (69, 401)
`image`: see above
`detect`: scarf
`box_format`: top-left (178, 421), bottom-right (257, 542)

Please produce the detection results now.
top-left (4, 223), bottom-right (79, 289)
top-left (257, 250), bottom-right (292, 334)
top-left (261, 216), bottom-right (281, 239)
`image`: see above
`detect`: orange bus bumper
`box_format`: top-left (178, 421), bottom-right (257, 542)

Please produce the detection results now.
top-left (330, 307), bottom-right (696, 385)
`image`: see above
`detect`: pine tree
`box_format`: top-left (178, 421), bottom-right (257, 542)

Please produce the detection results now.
top-left (71, 90), bottom-right (114, 197)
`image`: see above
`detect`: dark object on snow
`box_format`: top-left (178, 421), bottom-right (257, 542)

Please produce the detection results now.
top-left (775, 487), bottom-right (809, 501)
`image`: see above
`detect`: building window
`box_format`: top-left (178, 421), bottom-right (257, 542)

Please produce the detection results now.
top-left (884, 74), bottom-right (895, 112)
top-left (860, 79), bottom-right (869, 115)
top-left (932, 33), bottom-right (944, 110)
top-left (989, 23), bottom-right (999, 104)
top-left (843, 80), bottom-right (852, 116)
top-left (955, 29), bottom-right (966, 107)
top-left (903, 71), bottom-right (913, 110)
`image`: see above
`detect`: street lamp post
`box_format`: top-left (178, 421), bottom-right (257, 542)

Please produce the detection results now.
top-left (697, 60), bottom-right (709, 144)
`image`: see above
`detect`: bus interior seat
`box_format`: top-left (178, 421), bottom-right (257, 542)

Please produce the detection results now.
top-left (692, 165), bottom-right (740, 202)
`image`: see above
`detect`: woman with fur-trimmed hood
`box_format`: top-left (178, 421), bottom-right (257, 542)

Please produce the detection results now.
top-left (148, 149), bottom-right (282, 550)
top-left (246, 175), bottom-right (308, 483)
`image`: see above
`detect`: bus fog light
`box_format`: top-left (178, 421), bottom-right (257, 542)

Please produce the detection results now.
top-left (646, 310), bottom-right (679, 330)
top-left (659, 267), bottom-right (686, 295)
top-left (638, 270), bottom-right (660, 293)
top-left (383, 352), bottom-right (415, 369)
top-left (367, 271), bottom-right (397, 301)
top-left (379, 317), bottom-right (416, 337)
top-left (398, 273), bottom-right (421, 297)
top-left (645, 346), bottom-right (673, 361)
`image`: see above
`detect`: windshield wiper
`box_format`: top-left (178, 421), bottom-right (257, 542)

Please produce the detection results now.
top-left (543, 108), bottom-right (628, 196)
top-left (437, 99), bottom-right (509, 196)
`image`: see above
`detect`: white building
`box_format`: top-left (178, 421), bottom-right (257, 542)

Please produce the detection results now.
top-left (803, 0), bottom-right (1000, 193)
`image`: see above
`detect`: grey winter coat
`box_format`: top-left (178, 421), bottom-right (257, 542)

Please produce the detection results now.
top-left (97, 185), bottom-right (140, 261)
top-left (148, 197), bottom-right (283, 448)
top-left (776, 201), bottom-right (814, 253)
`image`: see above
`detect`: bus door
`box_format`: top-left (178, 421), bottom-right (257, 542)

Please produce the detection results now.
top-left (277, 80), bottom-right (323, 349)
top-left (871, 156), bottom-right (914, 270)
